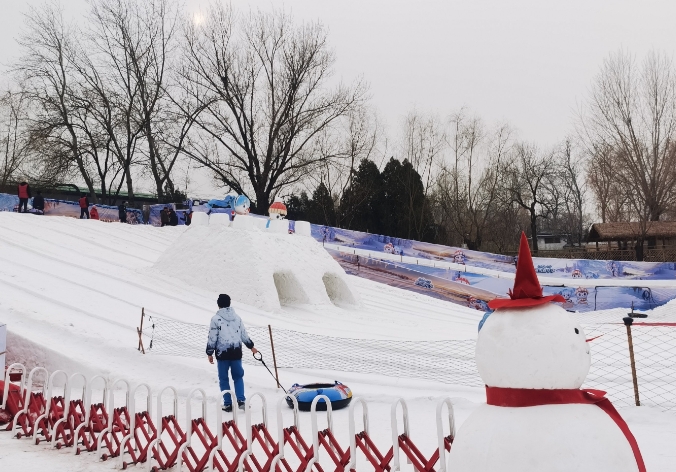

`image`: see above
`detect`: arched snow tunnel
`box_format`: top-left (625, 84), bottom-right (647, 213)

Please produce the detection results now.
top-left (322, 273), bottom-right (357, 307)
top-left (273, 271), bottom-right (310, 306)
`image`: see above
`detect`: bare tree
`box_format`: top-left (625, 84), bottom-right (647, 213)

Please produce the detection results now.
top-left (0, 90), bottom-right (32, 186)
top-left (88, 0), bottom-right (182, 202)
top-left (580, 50), bottom-right (676, 224)
top-left (16, 3), bottom-right (99, 199)
top-left (504, 143), bottom-right (557, 252)
top-left (179, 5), bottom-right (367, 213)
top-left (557, 139), bottom-right (587, 246)
top-left (435, 111), bottom-right (512, 250)
top-left (586, 144), bottom-right (619, 223)
top-left (400, 111), bottom-right (446, 240)
top-left (86, 0), bottom-right (181, 204)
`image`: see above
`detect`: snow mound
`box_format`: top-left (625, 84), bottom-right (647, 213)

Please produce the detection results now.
top-left (153, 224), bottom-right (359, 311)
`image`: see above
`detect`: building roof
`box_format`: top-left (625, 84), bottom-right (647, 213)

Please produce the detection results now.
top-left (588, 221), bottom-right (676, 241)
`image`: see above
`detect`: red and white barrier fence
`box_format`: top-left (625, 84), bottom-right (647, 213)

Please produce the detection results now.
top-left (1, 364), bottom-right (456, 472)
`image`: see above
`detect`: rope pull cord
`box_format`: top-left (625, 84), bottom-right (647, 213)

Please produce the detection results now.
top-left (253, 352), bottom-right (288, 394)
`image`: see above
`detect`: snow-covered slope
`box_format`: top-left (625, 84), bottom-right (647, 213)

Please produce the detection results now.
top-left (0, 212), bottom-right (674, 471)
top-left (0, 212), bottom-right (482, 380)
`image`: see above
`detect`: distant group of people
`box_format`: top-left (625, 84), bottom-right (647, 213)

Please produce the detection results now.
top-left (17, 181), bottom-right (129, 223)
top-left (18, 182), bottom-right (45, 214)
top-left (77, 193), bottom-right (128, 222)
top-left (160, 205), bottom-right (179, 226)
top-left (16, 180), bottom-right (188, 226)
top-left (17, 181), bottom-right (45, 214)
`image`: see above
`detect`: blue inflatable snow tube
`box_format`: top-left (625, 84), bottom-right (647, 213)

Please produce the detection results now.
top-left (286, 381), bottom-right (352, 411)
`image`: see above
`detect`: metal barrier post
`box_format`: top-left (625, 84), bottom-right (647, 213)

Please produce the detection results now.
top-left (74, 374), bottom-right (108, 455)
top-left (35, 369), bottom-right (69, 444)
top-left (119, 383), bottom-right (155, 468)
top-left (237, 392), bottom-right (268, 472)
top-left (305, 394), bottom-right (333, 472)
top-left (348, 398), bottom-right (369, 472)
top-left (435, 398), bottom-right (455, 472)
top-left (268, 395), bottom-right (299, 472)
top-left (207, 389), bottom-right (239, 472)
top-left (12, 366), bottom-right (48, 438)
top-left (97, 378), bottom-right (131, 460)
top-left (1, 363), bottom-right (26, 411)
top-left (177, 387), bottom-right (214, 472)
top-left (390, 398), bottom-right (411, 472)
top-left (51, 372), bottom-right (88, 448)
top-left (147, 386), bottom-right (185, 471)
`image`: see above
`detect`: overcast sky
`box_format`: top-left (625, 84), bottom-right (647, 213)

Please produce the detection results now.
top-left (2, 0), bottom-right (676, 194)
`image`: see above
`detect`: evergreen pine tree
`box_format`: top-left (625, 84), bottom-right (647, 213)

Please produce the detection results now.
top-left (307, 182), bottom-right (336, 226)
top-left (340, 159), bottom-right (384, 233)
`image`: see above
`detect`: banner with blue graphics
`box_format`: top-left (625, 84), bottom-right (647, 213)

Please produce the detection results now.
top-left (305, 224), bottom-right (676, 313)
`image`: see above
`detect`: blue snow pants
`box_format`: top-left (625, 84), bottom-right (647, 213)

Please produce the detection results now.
top-left (217, 359), bottom-right (245, 405)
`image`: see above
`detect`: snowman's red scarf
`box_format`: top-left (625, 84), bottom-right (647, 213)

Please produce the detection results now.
top-left (485, 386), bottom-right (645, 472)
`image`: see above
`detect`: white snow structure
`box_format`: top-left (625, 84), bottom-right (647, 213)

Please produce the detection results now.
top-left (448, 237), bottom-right (642, 472)
top-left (191, 211), bottom-right (209, 226)
top-left (209, 213), bottom-right (231, 227)
top-left (153, 224), bottom-right (359, 312)
top-left (295, 220), bottom-right (312, 237)
top-left (267, 219), bottom-right (289, 234)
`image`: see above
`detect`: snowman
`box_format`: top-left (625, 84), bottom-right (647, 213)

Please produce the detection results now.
top-left (448, 233), bottom-right (645, 472)
top-left (268, 201), bottom-right (288, 220)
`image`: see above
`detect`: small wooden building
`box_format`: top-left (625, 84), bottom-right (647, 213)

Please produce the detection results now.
top-left (588, 221), bottom-right (676, 248)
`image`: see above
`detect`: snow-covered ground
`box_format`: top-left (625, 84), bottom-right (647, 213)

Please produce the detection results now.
top-left (0, 212), bottom-right (675, 471)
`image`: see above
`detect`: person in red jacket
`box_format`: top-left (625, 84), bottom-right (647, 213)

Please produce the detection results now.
top-left (17, 181), bottom-right (31, 213)
top-left (79, 193), bottom-right (90, 219)
top-left (90, 206), bottom-right (100, 220)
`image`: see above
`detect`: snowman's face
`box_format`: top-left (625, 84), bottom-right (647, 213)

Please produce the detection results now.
top-left (233, 195), bottom-right (250, 215)
top-left (476, 303), bottom-right (590, 389)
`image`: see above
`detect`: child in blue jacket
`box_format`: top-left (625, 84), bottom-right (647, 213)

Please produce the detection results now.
top-left (206, 294), bottom-right (258, 411)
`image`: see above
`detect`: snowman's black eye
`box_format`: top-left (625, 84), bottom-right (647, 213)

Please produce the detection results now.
top-left (574, 328), bottom-right (579, 334)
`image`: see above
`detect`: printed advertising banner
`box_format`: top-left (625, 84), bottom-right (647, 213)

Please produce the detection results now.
top-left (308, 224), bottom-right (676, 313)
top-left (0, 193), bottom-right (19, 211)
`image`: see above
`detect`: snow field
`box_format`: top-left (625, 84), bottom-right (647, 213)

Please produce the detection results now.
top-left (0, 212), bottom-right (675, 471)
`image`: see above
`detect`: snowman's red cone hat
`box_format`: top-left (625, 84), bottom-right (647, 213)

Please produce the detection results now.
top-left (488, 232), bottom-right (565, 309)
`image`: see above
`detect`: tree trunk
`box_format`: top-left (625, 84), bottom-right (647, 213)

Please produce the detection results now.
top-left (577, 199), bottom-right (583, 247)
top-left (74, 155), bottom-right (98, 204)
top-left (530, 212), bottom-right (539, 253)
top-left (146, 130), bottom-right (165, 203)
top-left (635, 240), bottom-right (644, 261)
top-left (254, 189), bottom-right (271, 216)
top-left (67, 125), bottom-right (99, 204)
top-left (125, 167), bottom-right (135, 206)
top-left (647, 213), bottom-right (661, 249)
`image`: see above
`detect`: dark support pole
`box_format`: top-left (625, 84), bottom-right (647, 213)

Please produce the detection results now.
top-left (623, 316), bottom-right (640, 406)
top-left (137, 307), bottom-right (146, 354)
top-left (268, 325), bottom-right (281, 389)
